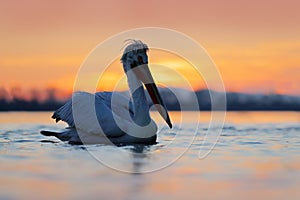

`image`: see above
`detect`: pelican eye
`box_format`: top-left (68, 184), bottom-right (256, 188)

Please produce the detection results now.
top-left (131, 61), bottom-right (137, 68)
top-left (138, 56), bottom-right (143, 63)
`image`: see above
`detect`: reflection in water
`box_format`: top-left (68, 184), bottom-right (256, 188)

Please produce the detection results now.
top-left (125, 145), bottom-right (148, 200)
top-left (128, 145), bottom-right (149, 174)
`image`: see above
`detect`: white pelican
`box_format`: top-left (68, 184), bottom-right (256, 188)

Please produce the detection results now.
top-left (41, 40), bottom-right (172, 145)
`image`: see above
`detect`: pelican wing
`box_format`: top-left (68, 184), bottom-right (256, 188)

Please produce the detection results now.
top-left (52, 98), bottom-right (74, 126)
top-left (52, 91), bottom-right (134, 137)
top-left (95, 91), bottom-right (134, 117)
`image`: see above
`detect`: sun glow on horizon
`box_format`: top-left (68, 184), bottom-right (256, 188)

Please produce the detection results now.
top-left (94, 49), bottom-right (206, 92)
top-left (1, 0), bottom-right (300, 100)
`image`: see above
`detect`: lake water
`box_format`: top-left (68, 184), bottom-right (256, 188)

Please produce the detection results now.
top-left (0, 111), bottom-right (300, 200)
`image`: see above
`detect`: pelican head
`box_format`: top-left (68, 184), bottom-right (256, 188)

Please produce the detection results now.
top-left (121, 40), bottom-right (172, 128)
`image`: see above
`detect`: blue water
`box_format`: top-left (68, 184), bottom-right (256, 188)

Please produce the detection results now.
top-left (0, 112), bottom-right (300, 200)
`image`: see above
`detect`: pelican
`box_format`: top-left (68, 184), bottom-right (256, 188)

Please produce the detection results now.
top-left (41, 40), bottom-right (172, 145)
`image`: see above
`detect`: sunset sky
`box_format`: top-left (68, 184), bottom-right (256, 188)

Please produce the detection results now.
top-left (1, 0), bottom-right (300, 100)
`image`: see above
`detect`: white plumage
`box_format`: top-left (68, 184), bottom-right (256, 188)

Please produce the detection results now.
top-left (41, 40), bottom-right (172, 145)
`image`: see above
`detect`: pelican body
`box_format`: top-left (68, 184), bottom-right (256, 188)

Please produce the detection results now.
top-left (41, 40), bottom-right (172, 145)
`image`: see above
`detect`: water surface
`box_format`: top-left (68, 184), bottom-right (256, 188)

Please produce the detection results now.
top-left (0, 111), bottom-right (300, 200)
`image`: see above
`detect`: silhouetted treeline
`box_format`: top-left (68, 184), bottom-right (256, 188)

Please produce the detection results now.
top-left (0, 88), bottom-right (300, 111)
top-left (153, 88), bottom-right (300, 111)
top-left (0, 87), bottom-right (67, 111)
top-left (0, 98), bottom-right (63, 111)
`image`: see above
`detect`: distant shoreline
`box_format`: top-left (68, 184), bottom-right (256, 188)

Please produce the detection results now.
top-left (1, 89), bottom-right (300, 111)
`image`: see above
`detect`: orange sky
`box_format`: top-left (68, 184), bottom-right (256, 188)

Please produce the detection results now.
top-left (1, 0), bottom-right (300, 98)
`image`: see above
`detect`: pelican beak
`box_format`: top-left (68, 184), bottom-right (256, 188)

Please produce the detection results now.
top-left (133, 65), bottom-right (172, 128)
